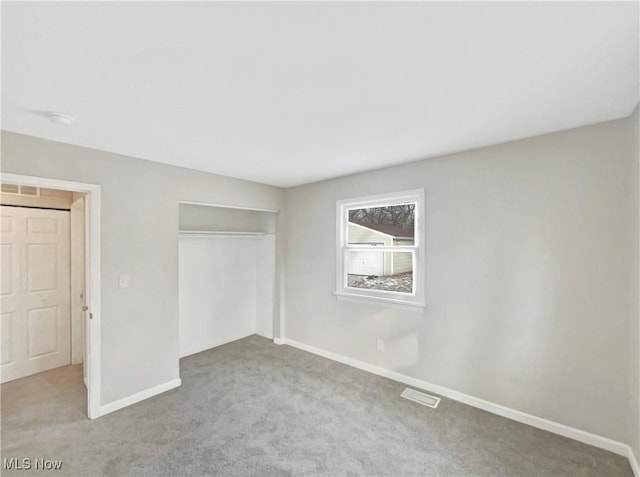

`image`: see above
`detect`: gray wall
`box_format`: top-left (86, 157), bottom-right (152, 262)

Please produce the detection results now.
top-left (1, 131), bottom-right (284, 405)
top-left (284, 114), bottom-right (637, 443)
top-left (630, 105), bottom-right (640, 459)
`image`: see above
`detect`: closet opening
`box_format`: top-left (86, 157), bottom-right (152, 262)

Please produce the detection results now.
top-left (177, 202), bottom-right (277, 360)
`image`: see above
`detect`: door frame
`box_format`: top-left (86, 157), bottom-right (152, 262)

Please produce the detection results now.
top-left (1, 173), bottom-right (101, 419)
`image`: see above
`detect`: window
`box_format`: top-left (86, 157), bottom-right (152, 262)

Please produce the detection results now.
top-left (335, 189), bottom-right (425, 310)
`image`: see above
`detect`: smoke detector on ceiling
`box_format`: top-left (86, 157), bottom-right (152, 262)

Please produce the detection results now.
top-left (47, 112), bottom-right (75, 126)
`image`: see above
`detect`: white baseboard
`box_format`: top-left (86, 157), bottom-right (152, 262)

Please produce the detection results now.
top-left (98, 378), bottom-right (182, 417)
top-left (629, 447), bottom-right (640, 477)
top-left (279, 337), bottom-right (633, 464)
top-left (273, 337), bottom-right (285, 345)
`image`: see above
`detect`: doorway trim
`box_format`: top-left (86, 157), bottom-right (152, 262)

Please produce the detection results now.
top-left (1, 173), bottom-right (101, 419)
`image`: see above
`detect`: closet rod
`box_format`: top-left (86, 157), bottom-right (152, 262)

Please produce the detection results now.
top-left (179, 230), bottom-right (267, 237)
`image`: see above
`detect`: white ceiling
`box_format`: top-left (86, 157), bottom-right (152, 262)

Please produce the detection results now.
top-left (2, 2), bottom-right (638, 188)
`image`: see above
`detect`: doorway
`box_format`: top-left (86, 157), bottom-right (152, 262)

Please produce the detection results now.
top-left (0, 173), bottom-right (101, 419)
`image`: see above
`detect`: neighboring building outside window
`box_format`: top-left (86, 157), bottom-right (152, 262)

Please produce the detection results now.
top-left (335, 189), bottom-right (425, 310)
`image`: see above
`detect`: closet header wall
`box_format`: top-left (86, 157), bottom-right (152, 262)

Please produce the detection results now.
top-left (179, 203), bottom-right (276, 234)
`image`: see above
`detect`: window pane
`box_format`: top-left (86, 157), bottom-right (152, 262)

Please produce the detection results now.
top-left (346, 251), bottom-right (413, 294)
top-left (347, 203), bottom-right (415, 246)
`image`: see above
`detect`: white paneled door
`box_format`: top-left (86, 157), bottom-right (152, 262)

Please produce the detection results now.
top-left (1, 206), bottom-right (71, 383)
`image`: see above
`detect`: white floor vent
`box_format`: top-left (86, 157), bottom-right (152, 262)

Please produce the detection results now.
top-left (401, 388), bottom-right (441, 408)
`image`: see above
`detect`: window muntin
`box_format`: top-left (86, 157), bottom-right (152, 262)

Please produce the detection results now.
top-left (336, 190), bottom-right (424, 309)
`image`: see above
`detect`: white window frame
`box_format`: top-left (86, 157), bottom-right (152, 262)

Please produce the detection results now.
top-left (334, 189), bottom-right (425, 312)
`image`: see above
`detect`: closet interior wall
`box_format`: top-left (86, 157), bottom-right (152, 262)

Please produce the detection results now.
top-left (178, 204), bottom-right (276, 358)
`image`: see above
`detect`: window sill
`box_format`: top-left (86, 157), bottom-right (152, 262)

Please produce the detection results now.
top-left (333, 291), bottom-right (425, 312)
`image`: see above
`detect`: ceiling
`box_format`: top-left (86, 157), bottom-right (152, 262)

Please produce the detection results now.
top-left (2, 2), bottom-right (638, 188)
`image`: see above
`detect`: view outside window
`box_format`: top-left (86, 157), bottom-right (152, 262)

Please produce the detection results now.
top-left (346, 203), bottom-right (415, 294)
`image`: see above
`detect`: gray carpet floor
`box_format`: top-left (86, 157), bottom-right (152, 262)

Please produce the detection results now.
top-left (1, 335), bottom-right (633, 476)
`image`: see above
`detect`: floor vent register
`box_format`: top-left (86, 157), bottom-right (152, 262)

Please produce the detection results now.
top-left (401, 387), bottom-right (441, 408)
